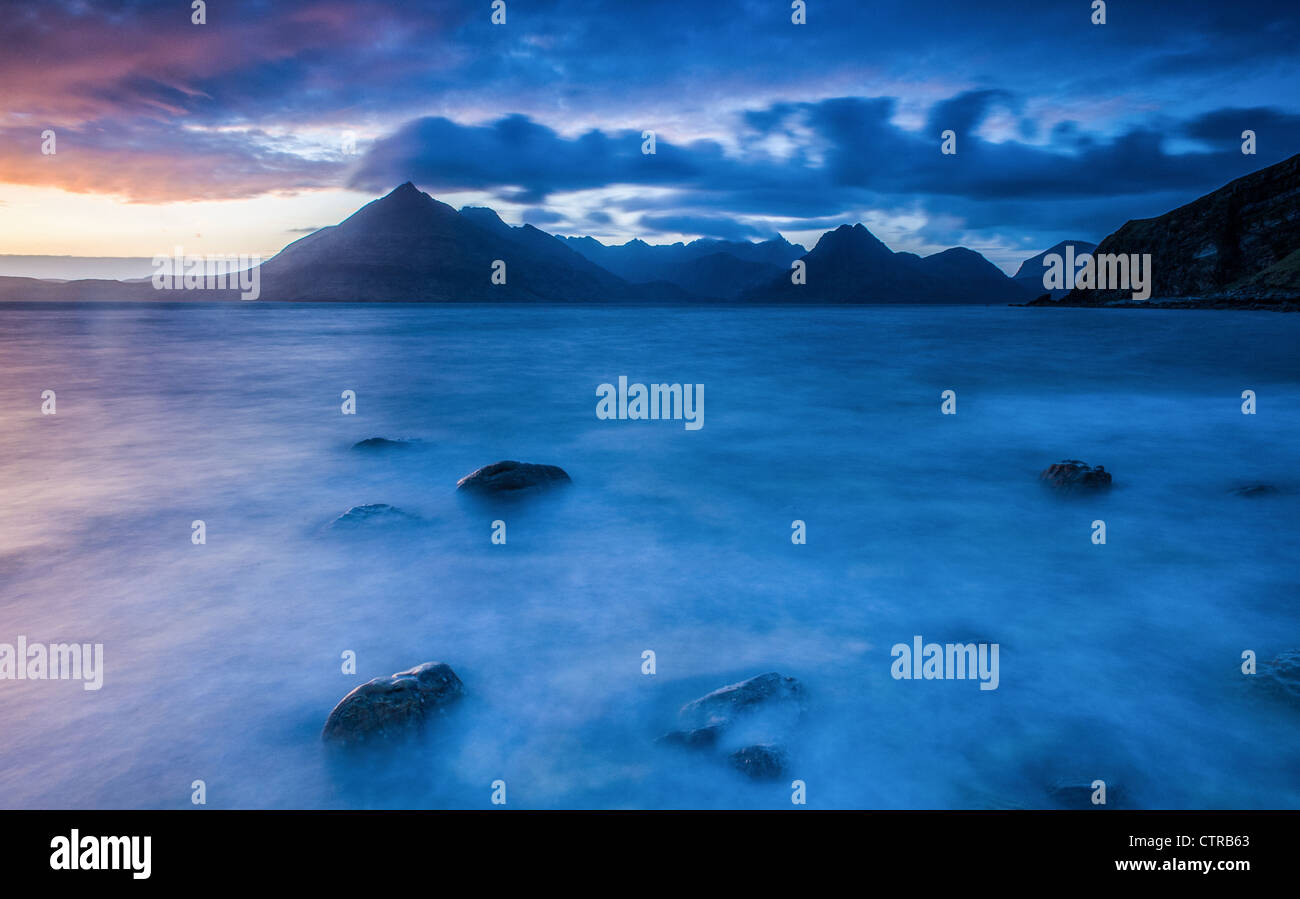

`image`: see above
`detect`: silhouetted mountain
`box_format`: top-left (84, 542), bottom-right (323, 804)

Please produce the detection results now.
top-left (665, 252), bottom-right (785, 299)
top-left (457, 205), bottom-right (516, 238)
top-left (560, 233), bottom-right (806, 297)
top-left (25, 177), bottom-right (1286, 306)
top-left (0, 276), bottom-right (159, 301)
top-left (253, 182), bottom-right (645, 302)
top-left (1060, 152), bottom-right (1300, 304)
top-left (740, 223), bottom-right (1034, 304)
top-left (1013, 240), bottom-right (1097, 299)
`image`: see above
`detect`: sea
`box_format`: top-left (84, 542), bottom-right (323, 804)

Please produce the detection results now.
top-left (0, 301), bottom-right (1297, 809)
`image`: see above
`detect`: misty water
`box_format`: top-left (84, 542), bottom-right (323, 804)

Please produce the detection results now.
top-left (1, 301), bottom-right (1297, 809)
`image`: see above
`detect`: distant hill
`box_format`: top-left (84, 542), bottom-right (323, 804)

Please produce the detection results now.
top-left (739, 223), bottom-right (1035, 304)
top-left (1012, 240), bottom-right (1098, 299)
top-left (559, 233), bottom-right (805, 298)
top-left (1059, 151), bottom-right (1300, 304)
top-left (665, 252), bottom-right (785, 298)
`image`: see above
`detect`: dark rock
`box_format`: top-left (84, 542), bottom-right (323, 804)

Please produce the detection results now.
top-left (1257, 649), bottom-right (1300, 704)
top-left (1230, 484), bottom-right (1280, 497)
top-left (679, 672), bottom-right (807, 730)
top-left (329, 503), bottom-right (416, 528)
top-left (728, 744), bottom-right (788, 781)
top-left (658, 673), bottom-right (806, 779)
top-left (352, 437), bottom-right (411, 452)
top-left (1039, 460), bottom-right (1112, 491)
top-left (655, 725), bottom-right (723, 750)
top-left (1046, 777), bottom-right (1124, 808)
top-left (456, 460), bottom-right (571, 495)
top-left (322, 662), bottom-right (464, 745)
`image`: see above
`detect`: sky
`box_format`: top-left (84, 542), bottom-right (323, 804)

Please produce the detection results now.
top-left (1, 0), bottom-right (1298, 277)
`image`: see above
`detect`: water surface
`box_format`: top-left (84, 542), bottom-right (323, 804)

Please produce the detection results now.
top-left (1, 302), bottom-right (1297, 809)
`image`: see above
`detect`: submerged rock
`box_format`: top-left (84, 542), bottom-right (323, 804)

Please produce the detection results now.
top-left (328, 503), bottom-right (417, 528)
top-left (1257, 649), bottom-right (1300, 704)
top-left (1230, 484), bottom-right (1280, 498)
top-left (659, 673), bottom-right (805, 780)
top-left (679, 672), bottom-right (807, 730)
top-left (655, 724), bottom-right (723, 750)
top-left (456, 460), bottom-right (571, 495)
top-left (728, 744), bottom-right (788, 781)
top-left (1039, 460), bottom-right (1112, 491)
top-left (322, 662), bottom-right (464, 745)
top-left (1046, 777), bottom-right (1125, 809)
top-left (352, 437), bottom-right (412, 452)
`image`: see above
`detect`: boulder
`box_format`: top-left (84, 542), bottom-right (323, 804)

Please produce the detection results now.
top-left (352, 437), bottom-right (411, 452)
top-left (1039, 460), bottom-right (1112, 491)
top-left (456, 460), bottom-right (571, 495)
top-left (1258, 649), bottom-right (1300, 704)
top-left (322, 662), bottom-right (464, 745)
top-left (1046, 777), bottom-right (1125, 808)
top-left (1230, 484), bottom-right (1280, 498)
top-left (658, 673), bottom-right (805, 780)
top-left (679, 672), bottom-right (806, 730)
top-left (728, 744), bottom-right (788, 781)
top-left (655, 724), bottom-right (723, 750)
top-left (328, 503), bottom-right (416, 528)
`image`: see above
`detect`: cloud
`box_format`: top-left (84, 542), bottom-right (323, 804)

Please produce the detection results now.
top-left (0, 121), bottom-right (343, 202)
top-left (637, 215), bottom-right (776, 242)
top-left (349, 95), bottom-right (1300, 247)
top-left (2, 0), bottom-right (1298, 253)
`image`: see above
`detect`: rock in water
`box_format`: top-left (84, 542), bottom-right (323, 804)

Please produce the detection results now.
top-left (659, 673), bottom-right (805, 779)
top-left (679, 672), bottom-right (807, 729)
top-left (352, 437), bottom-right (411, 452)
top-left (328, 503), bottom-right (416, 528)
top-left (322, 662), bottom-right (464, 745)
top-left (1230, 484), bottom-right (1280, 498)
top-left (655, 724), bottom-right (724, 750)
top-left (1046, 777), bottom-right (1125, 809)
top-left (456, 460), bottom-right (571, 495)
top-left (1258, 650), bottom-right (1300, 704)
top-left (1039, 460), bottom-right (1112, 491)
top-left (728, 744), bottom-right (788, 780)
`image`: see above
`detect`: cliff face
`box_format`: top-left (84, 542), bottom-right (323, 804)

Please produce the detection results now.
top-left (1063, 153), bottom-right (1300, 303)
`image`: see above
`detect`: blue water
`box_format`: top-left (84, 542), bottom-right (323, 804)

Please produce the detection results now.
top-left (0, 302), bottom-right (1297, 809)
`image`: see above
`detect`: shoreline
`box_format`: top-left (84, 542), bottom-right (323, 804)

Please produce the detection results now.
top-left (0, 297), bottom-right (1297, 310)
top-left (1013, 298), bottom-right (1299, 312)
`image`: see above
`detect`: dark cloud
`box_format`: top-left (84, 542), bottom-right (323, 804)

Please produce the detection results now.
top-left (521, 207), bottom-right (564, 226)
top-left (1179, 107), bottom-right (1300, 153)
top-left (637, 215), bottom-right (775, 242)
top-left (349, 94), bottom-right (1300, 248)
top-left (3, 0), bottom-right (1299, 253)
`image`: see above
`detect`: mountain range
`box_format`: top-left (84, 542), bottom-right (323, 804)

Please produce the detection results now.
top-left (2, 152), bottom-right (1298, 305)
